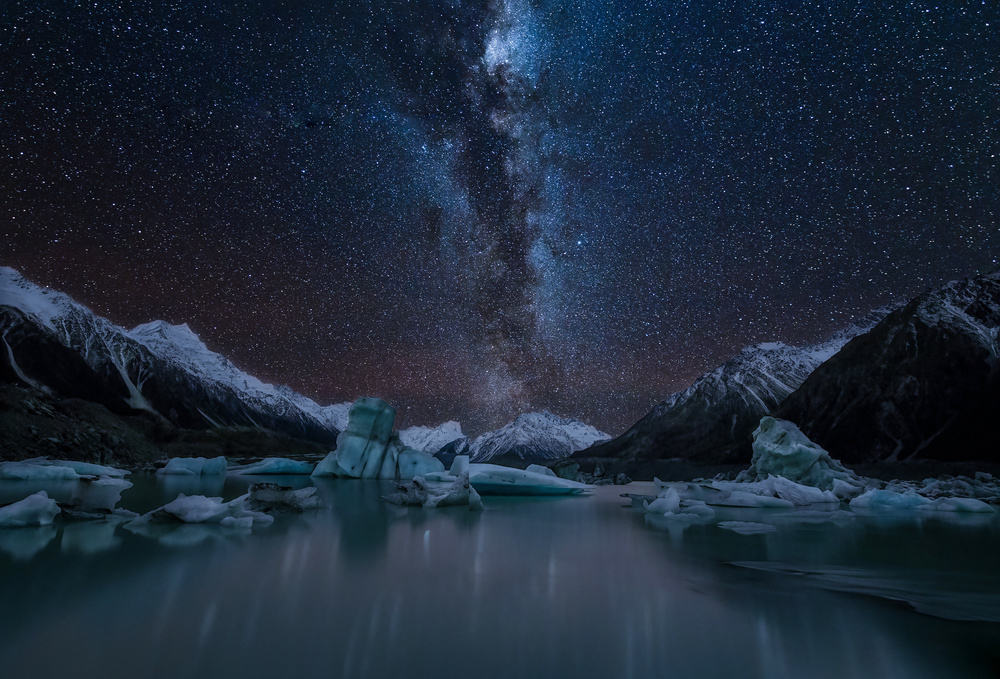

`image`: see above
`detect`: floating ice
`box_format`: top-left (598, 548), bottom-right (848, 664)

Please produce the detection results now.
top-left (311, 397), bottom-right (446, 479)
top-left (718, 521), bottom-right (778, 535)
top-left (0, 458), bottom-right (129, 480)
top-left (247, 483), bottom-right (322, 512)
top-left (850, 489), bottom-right (996, 513)
top-left (469, 463), bottom-right (591, 496)
top-left (397, 446), bottom-right (445, 480)
top-left (157, 456), bottom-right (228, 476)
top-left (525, 464), bottom-right (557, 478)
top-left (127, 493), bottom-right (273, 527)
top-left (737, 417), bottom-right (865, 499)
top-left (383, 471), bottom-right (484, 510)
top-left (69, 476), bottom-right (133, 512)
top-left (228, 458), bottom-right (316, 475)
top-left (0, 491), bottom-right (60, 528)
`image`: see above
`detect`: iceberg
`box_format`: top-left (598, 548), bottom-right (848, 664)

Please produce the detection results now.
top-left (310, 397), bottom-right (446, 480)
top-left (0, 458), bottom-right (129, 480)
top-left (468, 462), bottom-right (591, 496)
top-left (69, 476), bottom-right (133, 512)
top-left (383, 471), bottom-right (484, 510)
top-left (127, 493), bottom-right (273, 527)
top-left (227, 458), bottom-right (316, 475)
top-left (247, 483), bottom-right (322, 512)
top-left (0, 491), bottom-right (60, 528)
top-left (850, 489), bottom-right (996, 513)
top-left (157, 456), bottom-right (228, 476)
top-left (737, 417), bottom-right (865, 498)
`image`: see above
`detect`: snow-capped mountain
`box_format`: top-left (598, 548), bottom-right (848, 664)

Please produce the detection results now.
top-left (0, 267), bottom-right (343, 443)
top-left (580, 308), bottom-right (889, 464)
top-left (398, 420), bottom-right (466, 454)
top-left (469, 412), bottom-right (611, 463)
top-left (776, 269), bottom-right (1000, 463)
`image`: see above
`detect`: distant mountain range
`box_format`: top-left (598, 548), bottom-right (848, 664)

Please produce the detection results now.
top-left (579, 310), bottom-right (888, 464)
top-left (0, 267), bottom-right (345, 445)
top-left (776, 270), bottom-right (1000, 463)
top-left (580, 268), bottom-right (1000, 467)
top-left (0, 267), bottom-right (608, 466)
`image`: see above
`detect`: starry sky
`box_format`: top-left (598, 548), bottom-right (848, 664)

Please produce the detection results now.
top-left (2, 0), bottom-right (998, 435)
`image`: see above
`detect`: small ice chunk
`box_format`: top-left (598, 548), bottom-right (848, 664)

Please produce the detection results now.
top-left (383, 472), bottom-right (482, 509)
top-left (220, 516), bottom-right (255, 529)
top-left (0, 491), bottom-right (60, 528)
top-left (228, 458), bottom-right (315, 475)
top-left (924, 497), bottom-right (996, 513)
top-left (47, 460), bottom-right (129, 478)
top-left (525, 464), bottom-right (557, 478)
top-left (70, 476), bottom-right (133, 512)
top-left (718, 521), bottom-right (778, 535)
top-left (128, 493), bottom-right (273, 527)
top-left (850, 489), bottom-right (932, 510)
top-left (157, 456), bottom-right (228, 476)
top-left (247, 483), bottom-right (322, 512)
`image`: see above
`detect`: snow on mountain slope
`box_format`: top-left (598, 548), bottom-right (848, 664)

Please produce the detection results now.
top-left (776, 269), bottom-right (1000, 463)
top-left (398, 420), bottom-right (466, 454)
top-left (470, 412), bottom-right (611, 462)
top-left (0, 267), bottom-right (343, 440)
top-left (580, 307), bottom-right (890, 464)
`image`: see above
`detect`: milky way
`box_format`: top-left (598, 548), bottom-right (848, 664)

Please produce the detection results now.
top-left (2, 0), bottom-right (998, 434)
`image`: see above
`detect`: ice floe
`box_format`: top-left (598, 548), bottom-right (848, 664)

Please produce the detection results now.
top-left (0, 491), bottom-right (60, 528)
top-left (0, 457), bottom-right (129, 480)
top-left (227, 458), bottom-right (316, 475)
top-left (635, 416), bottom-right (998, 530)
top-left (246, 483), bottom-right (322, 512)
top-left (383, 471), bottom-right (484, 510)
top-left (127, 493), bottom-right (273, 527)
top-left (157, 456), bottom-right (228, 476)
top-left (468, 462), bottom-right (591, 496)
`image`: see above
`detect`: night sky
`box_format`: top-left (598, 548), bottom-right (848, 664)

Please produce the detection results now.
top-left (2, 0), bottom-right (998, 435)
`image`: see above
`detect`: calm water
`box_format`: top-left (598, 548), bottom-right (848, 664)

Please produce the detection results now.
top-left (1, 476), bottom-right (999, 679)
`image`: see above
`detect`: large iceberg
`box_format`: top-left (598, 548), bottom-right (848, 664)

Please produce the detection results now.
top-left (311, 397), bottom-right (445, 480)
top-left (157, 456), bottom-right (228, 476)
top-left (0, 491), bottom-right (60, 528)
top-left (736, 417), bottom-right (865, 498)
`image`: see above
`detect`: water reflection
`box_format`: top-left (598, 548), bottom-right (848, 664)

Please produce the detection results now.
top-left (0, 480), bottom-right (997, 678)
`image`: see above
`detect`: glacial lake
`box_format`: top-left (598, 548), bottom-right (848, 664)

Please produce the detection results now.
top-left (1, 476), bottom-right (999, 679)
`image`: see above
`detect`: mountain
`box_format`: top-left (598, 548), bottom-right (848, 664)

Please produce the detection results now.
top-left (775, 269), bottom-right (1000, 463)
top-left (0, 267), bottom-right (343, 445)
top-left (578, 309), bottom-right (888, 465)
top-left (398, 420), bottom-right (466, 454)
top-left (469, 411), bottom-right (611, 464)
